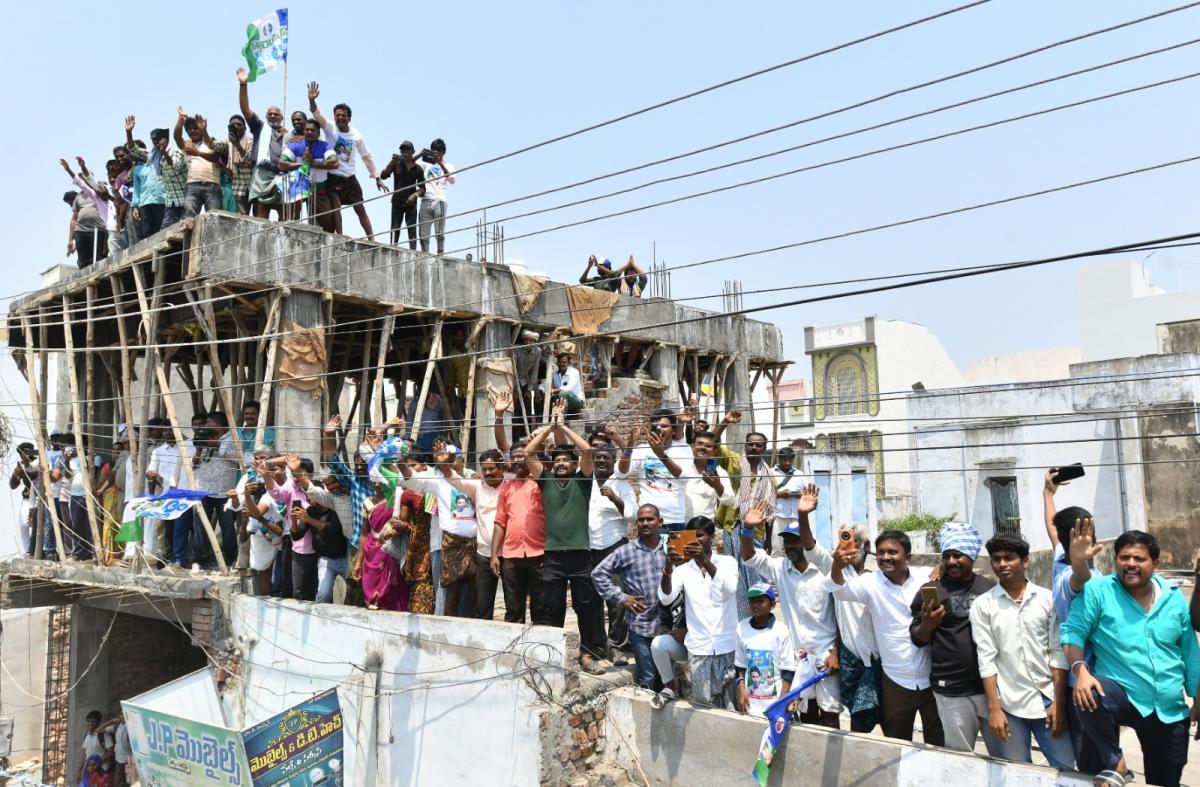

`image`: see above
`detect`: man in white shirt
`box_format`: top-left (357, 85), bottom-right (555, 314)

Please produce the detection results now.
top-left (309, 82), bottom-right (385, 237)
top-left (970, 533), bottom-right (1074, 770)
top-left (620, 410), bottom-right (692, 530)
top-left (657, 516), bottom-right (739, 708)
top-left (684, 431), bottom-right (735, 520)
top-left (448, 448), bottom-right (507, 620)
top-left (829, 529), bottom-right (944, 745)
top-left (545, 352), bottom-right (584, 415)
top-left (144, 418), bottom-right (186, 565)
top-left (417, 138), bottom-right (455, 255)
top-left (588, 444), bottom-right (636, 656)
top-left (772, 447), bottom-right (805, 535)
top-left (740, 487), bottom-right (842, 728)
top-left (834, 525), bottom-right (882, 733)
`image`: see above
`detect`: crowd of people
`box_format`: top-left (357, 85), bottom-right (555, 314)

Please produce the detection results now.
top-left (11, 378), bottom-right (1200, 786)
top-left (59, 70), bottom-right (457, 269)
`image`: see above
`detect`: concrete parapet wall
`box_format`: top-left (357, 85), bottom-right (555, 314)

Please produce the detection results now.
top-left (226, 596), bottom-right (579, 786)
top-left (603, 688), bottom-right (1089, 787)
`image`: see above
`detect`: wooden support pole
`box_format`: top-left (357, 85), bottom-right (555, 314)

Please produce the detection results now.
top-left (542, 338), bottom-right (555, 423)
top-left (748, 364), bottom-right (765, 433)
top-left (357, 321), bottom-right (375, 445)
top-left (768, 367), bottom-right (784, 459)
top-left (109, 276), bottom-right (141, 496)
top-left (130, 268), bottom-right (228, 573)
top-left (254, 290), bottom-right (287, 453)
top-left (21, 314), bottom-right (66, 561)
top-left (188, 287), bottom-right (245, 470)
top-left (132, 258), bottom-right (167, 497)
top-left (321, 295), bottom-right (335, 428)
top-left (84, 285), bottom-right (96, 445)
top-left (153, 363), bottom-right (228, 573)
top-left (370, 313), bottom-right (396, 428)
top-left (410, 317), bottom-right (444, 441)
top-left (61, 294), bottom-right (104, 563)
top-left (253, 293), bottom-right (283, 391)
top-left (459, 321), bottom-right (483, 452)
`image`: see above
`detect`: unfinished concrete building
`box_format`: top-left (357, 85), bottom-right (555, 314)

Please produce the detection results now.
top-left (0, 212), bottom-right (793, 784)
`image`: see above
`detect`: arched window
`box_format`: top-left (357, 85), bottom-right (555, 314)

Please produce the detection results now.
top-left (826, 353), bottom-right (866, 416)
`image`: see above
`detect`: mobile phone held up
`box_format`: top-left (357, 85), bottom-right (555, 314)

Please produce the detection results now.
top-left (1053, 463), bottom-right (1085, 484)
top-left (920, 586), bottom-right (941, 609)
top-left (668, 529), bottom-right (698, 558)
top-left (838, 527), bottom-right (856, 552)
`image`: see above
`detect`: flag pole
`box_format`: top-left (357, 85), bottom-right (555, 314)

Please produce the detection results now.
top-left (282, 58), bottom-right (288, 120)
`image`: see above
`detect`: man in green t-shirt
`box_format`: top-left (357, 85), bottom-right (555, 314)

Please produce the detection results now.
top-left (527, 402), bottom-right (606, 673)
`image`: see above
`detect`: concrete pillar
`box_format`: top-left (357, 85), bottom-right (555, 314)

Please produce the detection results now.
top-left (471, 320), bottom-right (511, 456)
top-left (648, 345), bottom-right (680, 409)
top-left (66, 604), bottom-right (116, 771)
top-left (726, 354), bottom-right (751, 447)
top-left (274, 292), bottom-right (323, 459)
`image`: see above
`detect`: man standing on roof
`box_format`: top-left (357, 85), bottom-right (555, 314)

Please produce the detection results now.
top-left (309, 81), bottom-right (386, 237)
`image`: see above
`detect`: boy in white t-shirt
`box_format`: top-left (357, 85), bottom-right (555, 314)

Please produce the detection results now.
top-left (735, 583), bottom-right (798, 719)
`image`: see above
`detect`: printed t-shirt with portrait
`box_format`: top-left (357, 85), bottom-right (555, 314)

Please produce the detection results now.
top-left (735, 615), bottom-right (798, 719)
top-left (628, 443), bottom-right (693, 524)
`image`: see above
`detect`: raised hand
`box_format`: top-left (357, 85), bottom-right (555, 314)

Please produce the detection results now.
top-left (1044, 468), bottom-right (1066, 494)
top-left (60, 158), bottom-right (73, 175)
top-left (797, 483), bottom-right (819, 515)
top-left (494, 389), bottom-right (512, 415)
top-left (307, 81), bottom-right (320, 101)
top-left (195, 115), bottom-right (208, 134)
top-left (551, 398), bottom-right (566, 421)
top-left (1068, 518), bottom-right (1102, 566)
top-left (125, 115), bottom-right (136, 133)
top-left (741, 499), bottom-right (770, 528)
top-left (237, 67), bottom-right (249, 85)
top-left (723, 410), bottom-right (742, 425)
top-left (647, 425), bottom-right (668, 455)
top-left (324, 414), bottom-right (343, 435)
top-left (178, 106), bottom-right (188, 121)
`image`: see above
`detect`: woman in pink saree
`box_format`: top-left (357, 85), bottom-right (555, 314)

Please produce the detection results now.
top-left (360, 495), bottom-right (411, 611)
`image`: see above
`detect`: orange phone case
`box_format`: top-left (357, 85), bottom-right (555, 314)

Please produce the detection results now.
top-left (838, 527), bottom-right (856, 552)
top-left (668, 530), bottom-right (699, 555)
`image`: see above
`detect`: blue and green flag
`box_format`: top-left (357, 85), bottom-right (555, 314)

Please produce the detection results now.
top-left (241, 9), bottom-right (289, 83)
top-left (752, 670), bottom-right (828, 786)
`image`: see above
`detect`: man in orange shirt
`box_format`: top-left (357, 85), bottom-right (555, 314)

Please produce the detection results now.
top-left (492, 433), bottom-right (549, 625)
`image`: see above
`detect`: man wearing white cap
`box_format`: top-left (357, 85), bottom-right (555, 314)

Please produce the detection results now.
top-left (909, 522), bottom-right (998, 754)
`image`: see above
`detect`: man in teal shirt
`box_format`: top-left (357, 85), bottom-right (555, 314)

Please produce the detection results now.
top-left (1062, 530), bottom-right (1199, 787)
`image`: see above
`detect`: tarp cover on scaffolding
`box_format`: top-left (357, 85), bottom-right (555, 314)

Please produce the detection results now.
top-left (510, 271), bottom-right (548, 313)
top-left (565, 286), bottom-right (619, 334)
top-left (276, 319), bottom-right (327, 394)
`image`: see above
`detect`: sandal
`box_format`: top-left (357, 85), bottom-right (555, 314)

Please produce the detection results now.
top-left (651, 688), bottom-right (676, 709)
top-left (580, 658), bottom-right (606, 675)
top-left (1093, 769), bottom-right (1135, 787)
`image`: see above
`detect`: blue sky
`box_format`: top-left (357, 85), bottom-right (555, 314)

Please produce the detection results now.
top-left (5, 0), bottom-right (1199, 373)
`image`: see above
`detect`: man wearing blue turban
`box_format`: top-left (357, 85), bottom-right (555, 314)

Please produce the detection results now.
top-left (909, 522), bottom-right (998, 754)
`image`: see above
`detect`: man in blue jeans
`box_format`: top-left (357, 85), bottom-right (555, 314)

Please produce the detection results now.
top-left (1063, 530), bottom-right (1199, 787)
top-left (591, 504), bottom-right (667, 688)
top-left (969, 534), bottom-right (1074, 771)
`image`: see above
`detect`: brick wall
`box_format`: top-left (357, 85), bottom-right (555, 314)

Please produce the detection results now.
top-left (105, 611), bottom-right (209, 706)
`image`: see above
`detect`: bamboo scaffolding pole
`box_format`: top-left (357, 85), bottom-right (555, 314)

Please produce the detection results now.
top-left (21, 314), bottom-right (66, 561)
top-left (61, 293), bottom-right (103, 563)
top-left (409, 317), bottom-right (444, 442)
